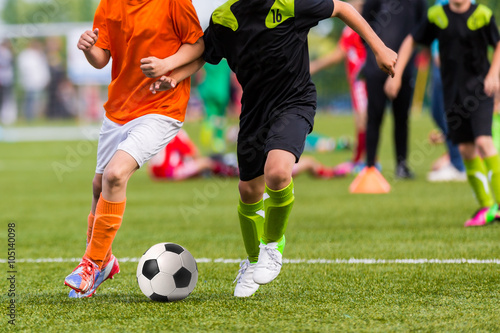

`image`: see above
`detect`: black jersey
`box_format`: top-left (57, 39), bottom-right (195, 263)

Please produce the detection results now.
top-left (362, 0), bottom-right (427, 74)
top-left (203, 0), bottom-right (334, 131)
top-left (412, 4), bottom-right (500, 108)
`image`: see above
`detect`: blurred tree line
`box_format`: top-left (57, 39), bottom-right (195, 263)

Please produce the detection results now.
top-left (2, 0), bottom-right (99, 24)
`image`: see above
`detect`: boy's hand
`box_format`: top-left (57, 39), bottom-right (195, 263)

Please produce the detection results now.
top-left (141, 57), bottom-right (169, 78)
top-left (384, 76), bottom-right (402, 100)
top-left (484, 72), bottom-right (500, 97)
top-left (375, 46), bottom-right (398, 78)
top-left (77, 28), bottom-right (99, 52)
top-left (150, 76), bottom-right (178, 94)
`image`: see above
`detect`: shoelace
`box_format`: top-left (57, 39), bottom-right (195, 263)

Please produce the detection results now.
top-left (78, 259), bottom-right (97, 282)
top-left (262, 245), bottom-right (282, 271)
top-left (233, 260), bottom-right (249, 283)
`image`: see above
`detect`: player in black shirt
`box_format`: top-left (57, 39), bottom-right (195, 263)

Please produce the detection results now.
top-left (385, 0), bottom-right (500, 227)
top-left (150, 0), bottom-right (397, 297)
top-left (362, 0), bottom-right (427, 179)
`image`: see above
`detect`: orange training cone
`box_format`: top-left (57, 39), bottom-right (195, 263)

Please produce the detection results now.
top-left (349, 166), bottom-right (391, 193)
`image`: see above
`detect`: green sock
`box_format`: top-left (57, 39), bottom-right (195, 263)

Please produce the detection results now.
top-left (483, 154), bottom-right (500, 204)
top-left (492, 114), bottom-right (500, 152)
top-left (262, 179), bottom-right (294, 247)
top-left (464, 157), bottom-right (495, 207)
top-left (237, 199), bottom-right (264, 263)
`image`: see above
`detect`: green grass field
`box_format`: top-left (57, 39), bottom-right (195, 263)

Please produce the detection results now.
top-left (2, 112), bottom-right (500, 332)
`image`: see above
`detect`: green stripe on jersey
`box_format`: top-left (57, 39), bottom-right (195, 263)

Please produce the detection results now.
top-left (468, 5), bottom-right (493, 31)
top-left (428, 5), bottom-right (448, 30)
top-left (266, 0), bottom-right (295, 29)
top-left (212, 0), bottom-right (240, 31)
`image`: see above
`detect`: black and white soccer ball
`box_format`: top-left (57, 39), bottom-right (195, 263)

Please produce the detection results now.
top-left (136, 242), bottom-right (198, 302)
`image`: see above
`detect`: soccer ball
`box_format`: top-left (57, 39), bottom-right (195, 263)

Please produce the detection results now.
top-left (136, 242), bottom-right (198, 302)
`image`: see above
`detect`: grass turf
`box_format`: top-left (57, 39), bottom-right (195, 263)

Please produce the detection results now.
top-left (1, 112), bottom-right (500, 332)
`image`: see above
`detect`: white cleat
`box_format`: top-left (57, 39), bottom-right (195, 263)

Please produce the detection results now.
top-left (234, 259), bottom-right (259, 297)
top-left (253, 242), bottom-right (282, 285)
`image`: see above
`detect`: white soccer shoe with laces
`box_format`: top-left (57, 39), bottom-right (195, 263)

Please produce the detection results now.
top-left (253, 241), bottom-right (283, 285)
top-left (233, 259), bottom-right (259, 297)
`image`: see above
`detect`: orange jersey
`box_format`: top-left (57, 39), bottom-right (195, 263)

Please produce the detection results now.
top-left (93, 0), bottom-right (203, 124)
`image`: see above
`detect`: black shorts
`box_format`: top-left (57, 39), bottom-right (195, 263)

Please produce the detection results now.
top-left (237, 112), bottom-right (312, 181)
top-left (446, 96), bottom-right (493, 144)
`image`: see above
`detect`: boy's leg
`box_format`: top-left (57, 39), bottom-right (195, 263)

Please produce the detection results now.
top-left (462, 146), bottom-right (494, 208)
top-left (365, 74), bottom-right (388, 167)
top-left (88, 174), bottom-right (112, 265)
top-left (461, 142), bottom-right (498, 227)
top-left (253, 149), bottom-right (295, 285)
top-left (86, 150), bottom-right (137, 267)
top-left (351, 81), bottom-right (367, 164)
top-left (65, 151), bottom-right (136, 293)
top-left (477, 136), bottom-right (500, 211)
top-left (234, 176), bottom-right (265, 297)
top-left (66, 114), bottom-right (182, 294)
top-left (392, 70), bottom-right (414, 178)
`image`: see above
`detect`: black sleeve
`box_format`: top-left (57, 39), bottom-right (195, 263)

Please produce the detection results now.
top-left (361, 0), bottom-right (381, 27)
top-left (411, 17), bottom-right (438, 47)
top-left (415, 0), bottom-right (428, 27)
top-left (294, 0), bottom-right (334, 31)
top-left (486, 15), bottom-right (500, 47)
top-left (202, 25), bottom-right (224, 65)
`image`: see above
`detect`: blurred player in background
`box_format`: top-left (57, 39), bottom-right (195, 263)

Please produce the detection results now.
top-left (148, 129), bottom-right (343, 181)
top-left (362, 0), bottom-right (427, 179)
top-left (149, 129), bottom-right (239, 180)
top-left (385, 0), bottom-right (500, 227)
top-left (198, 60), bottom-right (232, 153)
top-left (149, 0), bottom-right (397, 297)
top-left (426, 0), bottom-right (469, 183)
top-left (63, 0), bottom-right (204, 298)
top-left (310, 0), bottom-right (367, 174)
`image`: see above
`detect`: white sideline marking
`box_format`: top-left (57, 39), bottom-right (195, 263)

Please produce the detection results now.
top-left (1, 258), bottom-right (500, 264)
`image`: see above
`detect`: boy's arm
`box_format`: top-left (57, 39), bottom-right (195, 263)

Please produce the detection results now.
top-left (150, 57), bottom-right (206, 94)
top-left (384, 35), bottom-right (417, 100)
top-left (332, 0), bottom-right (397, 77)
top-left (310, 47), bottom-right (346, 75)
top-left (77, 28), bottom-right (110, 69)
top-left (485, 42), bottom-right (500, 97)
top-left (141, 37), bottom-right (204, 78)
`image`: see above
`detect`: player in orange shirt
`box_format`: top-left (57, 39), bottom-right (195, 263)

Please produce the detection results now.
top-left (64, 0), bottom-right (204, 298)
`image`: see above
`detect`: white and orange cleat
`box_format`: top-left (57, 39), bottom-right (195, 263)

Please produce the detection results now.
top-left (68, 255), bottom-right (120, 298)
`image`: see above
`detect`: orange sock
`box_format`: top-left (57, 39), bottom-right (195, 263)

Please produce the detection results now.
top-left (85, 195), bottom-right (126, 269)
top-left (87, 211), bottom-right (113, 265)
top-left (87, 212), bottom-right (94, 245)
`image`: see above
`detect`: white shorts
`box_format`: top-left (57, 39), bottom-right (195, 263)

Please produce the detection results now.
top-left (95, 114), bottom-right (183, 174)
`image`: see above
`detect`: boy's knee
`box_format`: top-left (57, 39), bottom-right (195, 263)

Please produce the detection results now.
top-left (265, 167), bottom-right (291, 190)
top-left (475, 136), bottom-right (496, 156)
top-left (102, 167), bottom-right (128, 188)
top-left (238, 181), bottom-right (264, 203)
top-left (475, 136), bottom-right (493, 147)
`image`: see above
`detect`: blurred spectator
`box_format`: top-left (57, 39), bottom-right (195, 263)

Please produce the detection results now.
top-left (363, 0), bottom-right (427, 179)
top-left (17, 40), bottom-right (50, 121)
top-left (198, 60), bottom-right (232, 153)
top-left (46, 37), bottom-right (76, 119)
top-left (149, 129), bottom-right (344, 181)
top-left (0, 39), bottom-right (15, 125)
